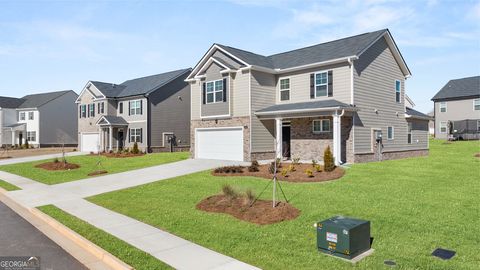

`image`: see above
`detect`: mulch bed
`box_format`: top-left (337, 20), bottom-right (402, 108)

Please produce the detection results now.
top-left (475, 153), bottom-right (480, 158)
top-left (90, 152), bottom-right (145, 158)
top-left (88, 170), bottom-right (108, 176)
top-left (212, 163), bottom-right (345, 183)
top-left (196, 194), bottom-right (300, 225)
top-left (0, 156), bottom-right (12, 159)
top-left (35, 162), bottom-right (80, 171)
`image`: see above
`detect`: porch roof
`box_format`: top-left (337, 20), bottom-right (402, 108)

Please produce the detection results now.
top-left (3, 123), bottom-right (26, 131)
top-left (405, 107), bottom-right (432, 121)
top-left (255, 100), bottom-right (357, 117)
top-left (96, 115), bottom-right (128, 126)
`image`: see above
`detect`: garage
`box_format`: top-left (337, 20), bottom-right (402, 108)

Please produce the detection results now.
top-left (195, 127), bottom-right (244, 161)
top-left (81, 133), bottom-right (100, 153)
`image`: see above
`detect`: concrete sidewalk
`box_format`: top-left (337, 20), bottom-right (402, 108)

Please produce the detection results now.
top-left (0, 151), bottom-right (85, 166)
top-left (0, 158), bottom-right (259, 270)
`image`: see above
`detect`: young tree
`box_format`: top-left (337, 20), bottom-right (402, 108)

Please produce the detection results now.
top-left (324, 146), bottom-right (335, 172)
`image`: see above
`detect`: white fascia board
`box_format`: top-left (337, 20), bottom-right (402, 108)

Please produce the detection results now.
top-left (248, 56), bottom-right (357, 75)
top-left (255, 106), bottom-right (358, 116)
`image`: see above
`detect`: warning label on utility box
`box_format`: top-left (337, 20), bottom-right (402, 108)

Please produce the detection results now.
top-left (326, 232), bottom-right (338, 243)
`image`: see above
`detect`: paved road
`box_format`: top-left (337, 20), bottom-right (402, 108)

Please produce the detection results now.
top-left (0, 202), bottom-right (87, 270)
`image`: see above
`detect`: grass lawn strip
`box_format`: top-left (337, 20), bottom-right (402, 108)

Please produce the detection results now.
top-left (0, 152), bottom-right (189, 185)
top-left (0, 179), bottom-right (21, 191)
top-left (88, 140), bottom-right (480, 270)
top-left (38, 205), bottom-right (172, 270)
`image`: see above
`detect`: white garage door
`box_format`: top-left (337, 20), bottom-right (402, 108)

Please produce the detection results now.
top-left (81, 133), bottom-right (100, 153)
top-left (196, 128), bottom-right (243, 161)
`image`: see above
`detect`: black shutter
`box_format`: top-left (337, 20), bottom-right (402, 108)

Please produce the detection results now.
top-left (223, 78), bottom-right (227, 102)
top-left (328, 70), bottom-right (333, 97)
top-left (128, 129), bottom-right (131, 143)
top-left (87, 104), bottom-right (90, 117)
top-left (140, 100), bottom-right (143, 115)
top-left (119, 102), bottom-right (123, 114)
top-left (97, 103), bottom-right (100, 114)
top-left (310, 73), bottom-right (315, 99)
top-left (140, 129), bottom-right (143, 143)
top-left (79, 106), bottom-right (82, 118)
top-left (92, 104), bottom-right (95, 117)
top-left (128, 101), bottom-right (131, 116)
top-left (202, 83), bottom-right (206, 104)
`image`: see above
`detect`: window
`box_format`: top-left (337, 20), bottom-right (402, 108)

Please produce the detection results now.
top-left (279, 78), bottom-right (290, 101)
top-left (474, 99), bottom-right (480, 110)
top-left (312, 119), bottom-right (331, 133)
top-left (81, 105), bottom-right (87, 118)
top-left (129, 128), bottom-right (142, 143)
top-left (129, 100), bottom-right (142, 115)
top-left (315, 72), bottom-right (328, 97)
top-left (440, 121), bottom-right (448, 133)
top-left (100, 102), bottom-right (105, 114)
top-left (387, 126), bottom-right (394, 140)
top-left (27, 131), bottom-right (36, 142)
top-left (440, 102), bottom-right (447, 113)
top-left (395, 80), bottom-right (401, 103)
top-left (119, 102), bottom-right (123, 114)
top-left (407, 122), bottom-right (412, 144)
top-left (19, 112), bottom-right (25, 121)
top-left (206, 79), bottom-right (223, 104)
top-left (28, 112), bottom-right (34, 120)
top-left (88, 104), bottom-right (94, 117)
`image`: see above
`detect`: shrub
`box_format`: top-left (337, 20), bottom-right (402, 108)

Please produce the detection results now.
top-left (248, 160), bottom-right (260, 172)
top-left (245, 189), bottom-right (256, 204)
top-left (214, 166), bottom-right (244, 174)
top-left (312, 159), bottom-right (317, 167)
top-left (281, 168), bottom-right (289, 177)
top-left (305, 169), bottom-right (314, 178)
top-left (288, 164), bottom-right (296, 172)
top-left (53, 158), bottom-right (59, 163)
top-left (222, 184), bottom-right (238, 200)
top-left (132, 142), bottom-right (140, 154)
top-left (109, 150), bottom-right (114, 154)
top-left (292, 157), bottom-right (300, 165)
top-left (314, 164), bottom-right (322, 172)
top-left (275, 158), bottom-right (282, 168)
top-left (268, 161), bottom-right (278, 174)
top-left (324, 146), bottom-right (335, 172)
top-left (73, 149), bottom-right (77, 152)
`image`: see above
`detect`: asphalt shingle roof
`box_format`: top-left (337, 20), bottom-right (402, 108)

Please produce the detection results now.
top-left (18, 90), bottom-right (73, 108)
top-left (256, 100), bottom-right (354, 114)
top-left (0, 96), bottom-right (25, 108)
top-left (406, 107), bottom-right (431, 120)
top-left (431, 76), bottom-right (480, 101)
top-left (101, 115), bottom-right (128, 125)
top-left (217, 29), bottom-right (387, 70)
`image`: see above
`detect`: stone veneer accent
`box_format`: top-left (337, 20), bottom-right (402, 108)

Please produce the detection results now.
top-left (354, 149), bottom-right (429, 163)
top-left (251, 151), bottom-right (275, 161)
top-left (190, 116), bottom-right (250, 161)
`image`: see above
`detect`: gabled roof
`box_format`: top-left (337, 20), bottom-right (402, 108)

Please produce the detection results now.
top-left (87, 68), bottom-right (191, 99)
top-left (96, 115), bottom-right (128, 126)
top-left (431, 76), bottom-right (480, 101)
top-left (18, 90), bottom-right (74, 108)
top-left (0, 96), bottom-right (25, 108)
top-left (189, 29), bottom-right (410, 80)
top-left (405, 107), bottom-right (432, 120)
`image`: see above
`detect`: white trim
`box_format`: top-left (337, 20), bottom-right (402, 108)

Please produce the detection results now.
top-left (348, 57), bottom-right (354, 104)
top-left (128, 99), bottom-right (142, 115)
top-left (194, 126), bottom-right (245, 160)
top-left (439, 121), bottom-right (448, 134)
top-left (161, 132), bottom-right (174, 147)
top-left (79, 132), bottom-right (100, 153)
top-left (312, 119), bottom-right (331, 133)
top-left (395, 79), bottom-right (401, 103)
top-left (205, 79), bottom-right (224, 104)
top-left (75, 81), bottom-right (106, 103)
top-left (196, 57), bottom-right (233, 77)
top-left (314, 70), bottom-right (330, 98)
top-left (405, 94), bottom-right (415, 107)
top-left (474, 98), bottom-right (480, 111)
top-left (248, 70), bottom-right (252, 160)
top-left (127, 120), bottom-right (147, 123)
top-left (199, 114), bottom-right (231, 120)
top-left (439, 101), bottom-right (447, 113)
top-left (387, 126), bottom-right (394, 140)
top-left (255, 106), bottom-right (358, 116)
top-left (274, 56), bottom-right (358, 74)
top-left (278, 77), bottom-right (291, 102)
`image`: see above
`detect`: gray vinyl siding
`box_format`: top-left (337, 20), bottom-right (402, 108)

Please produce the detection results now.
top-left (232, 70), bottom-right (250, 116)
top-left (148, 72), bottom-right (191, 148)
top-left (407, 119), bottom-right (429, 146)
top-left (38, 91), bottom-right (78, 145)
top-left (276, 63), bottom-right (351, 104)
top-left (200, 62), bottom-right (230, 117)
top-left (353, 37), bottom-right (427, 153)
top-left (191, 80), bottom-right (201, 120)
top-left (251, 70), bottom-right (276, 153)
top-left (434, 98), bottom-right (480, 139)
top-left (212, 50), bottom-right (244, 69)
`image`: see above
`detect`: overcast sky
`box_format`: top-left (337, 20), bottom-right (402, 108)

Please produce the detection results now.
top-left (1, 0), bottom-right (479, 113)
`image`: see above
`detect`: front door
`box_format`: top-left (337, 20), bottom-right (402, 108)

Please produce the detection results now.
top-left (282, 126), bottom-right (291, 158)
top-left (118, 131), bottom-right (124, 150)
top-left (18, 133), bottom-right (23, 145)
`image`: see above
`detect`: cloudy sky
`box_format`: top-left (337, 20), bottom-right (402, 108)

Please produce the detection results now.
top-left (1, 0), bottom-right (479, 113)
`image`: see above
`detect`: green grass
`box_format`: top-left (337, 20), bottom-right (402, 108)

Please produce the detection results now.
top-left (0, 152), bottom-right (189, 185)
top-left (0, 179), bottom-right (21, 191)
top-left (38, 205), bottom-right (172, 270)
top-left (87, 140), bottom-right (480, 270)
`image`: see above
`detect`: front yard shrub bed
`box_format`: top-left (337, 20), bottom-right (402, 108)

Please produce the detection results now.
top-left (212, 162), bottom-right (345, 182)
top-left (35, 161), bottom-right (80, 171)
top-left (90, 152), bottom-right (145, 158)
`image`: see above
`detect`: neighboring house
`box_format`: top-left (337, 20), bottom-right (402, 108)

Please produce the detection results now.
top-left (0, 91), bottom-right (78, 147)
top-left (76, 68), bottom-right (191, 153)
top-left (431, 76), bottom-right (480, 139)
top-left (187, 29), bottom-right (430, 163)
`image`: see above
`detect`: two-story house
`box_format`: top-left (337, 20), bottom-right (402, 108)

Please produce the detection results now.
top-left (187, 29), bottom-right (430, 163)
top-left (0, 90), bottom-right (78, 147)
top-left (431, 76), bottom-right (480, 139)
top-left (76, 68), bottom-right (191, 153)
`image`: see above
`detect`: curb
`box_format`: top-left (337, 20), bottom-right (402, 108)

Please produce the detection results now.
top-left (0, 188), bottom-right (133, 270)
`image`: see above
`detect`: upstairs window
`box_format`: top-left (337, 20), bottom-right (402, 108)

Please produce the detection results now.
top-left (28, 112), bottom-right (34, 120)
top-left (88, 104), bottom-right (95, 117)
top-left (387, 126), bottom-right (394, 140)
top-left (81, 105), bottom-right (87, 118)
top-left (119, 102), bottom-right (123, 114)
top-left (279, 78), bottom-right (290, 101)
top-left (100, 102), bottom-right (105, 114)
top-left (474, 99), bottom-right (480, 110)
top-left (440, 102), bottom-right (447, 113)
top-left (395, 80), bottom-right (401, 103)
top-left (129, 100), bottom-right (142, 115)
top-left (312, 119), bottom-right (331, 133)
top-left (315, 72), bottom-right (328, 97)
top-left (19, 112), bottom-right (25, 121)
top-left (206, 79), bottom-right (223, 103)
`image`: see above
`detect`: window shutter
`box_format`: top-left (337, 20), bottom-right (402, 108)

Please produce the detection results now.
top-left (140, 129), bottom-right (143, 143)
top-left (79, 106), bottom-right (82, 118)
top-left (140, 100), bottom-right (143, 115)
top-left (223, 78), bottom-right (227, 102)
top-left (97, 103), bottom-right (100, 114)
top-left (328, 70), bottom-right (333, 97)
top-left (128, 101), bottom-right (131, 116)
top-left (310, 73), bottom-right (315, 99)
top-left (87, 104), bottom-right (90, 117)
top-left (202, 83), bottom-right (206, 104)
top-left (92, 104), bottom-right (95, 117)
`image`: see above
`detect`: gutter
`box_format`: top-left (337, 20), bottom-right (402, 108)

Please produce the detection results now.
top-left (255, 106), bottom-right (358, 116)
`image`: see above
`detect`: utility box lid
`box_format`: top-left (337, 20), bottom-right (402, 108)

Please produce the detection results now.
top-left (320, 216), bottom-right (368, 230)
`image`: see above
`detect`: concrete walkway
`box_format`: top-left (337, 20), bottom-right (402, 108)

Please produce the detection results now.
top-left (0, 151), bottom-right (85, 166)
top-left (0, 158), bottom-right (259, 270)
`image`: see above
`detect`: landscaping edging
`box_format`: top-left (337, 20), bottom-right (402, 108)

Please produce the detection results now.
top-left (0, 188), bottom-right (133, 270)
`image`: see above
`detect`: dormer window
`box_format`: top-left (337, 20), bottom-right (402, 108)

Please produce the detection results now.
top-left (206, 80), bottom-right (224, 103)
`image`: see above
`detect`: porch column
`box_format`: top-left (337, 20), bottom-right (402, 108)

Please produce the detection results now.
top-left (332, 110), bottom-right (345, 166)
top-left (275, 118), bottom-right (282, 159)
top-left (100, 128), bottom-right (104, 152)
top-left (109, 126), bottom-right (113, 151)
top-left (11, 131), bottom-right (15, 145)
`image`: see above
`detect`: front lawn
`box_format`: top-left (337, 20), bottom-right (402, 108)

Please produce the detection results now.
top-left (88, 140), bottom-right (479, 269)
top-left (0, 179), bottom-right (21, 191)
top-left (0, 152), bottom-right (189, 185)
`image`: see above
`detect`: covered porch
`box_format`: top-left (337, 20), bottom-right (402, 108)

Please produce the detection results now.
top-left (3, 123), bottom-right (27, 146)
top-left (96, 116), bottom-right (128, 152)
top-left (255, 100), bottom-right (357, 165)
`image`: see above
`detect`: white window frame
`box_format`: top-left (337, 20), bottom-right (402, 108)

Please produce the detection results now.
top-left (88, 104), bottom-right (94, 117)
top-left (205, 79), bottom-right (223, 104)
top-left (440, 121), bottom-right (448, 134)
top-left (129, 128), bottom-right (141, 143)
top-left (387, 126), bottom-right (394, 140)
top-left (395, 80), bottom-right (401, 103)
top-left (81, 105), bottom-right (87, 118)
top-left (474, 98), bottom-right (480, 111)
top-left (27, 131), bottom-right (36, 142)
top-left (312, 119), bottom-right (331, 133)
top-left (28, 111), bottom-right (34, 120)
top-left (129, 100), bottom-right (142, 115)
top-left (314, 71), bottom-right (328, 98)
top-left (279, 77), bottom-right (290, 101)
top-left (19, 112), bottom-right (25, 121)
top-left (439, 102), bottom-right (447, 113)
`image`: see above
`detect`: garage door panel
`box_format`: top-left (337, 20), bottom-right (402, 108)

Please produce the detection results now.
top-left (81, 133), bottom-right (99, 153)
top-left (196, 128), bottom-right (243, 161)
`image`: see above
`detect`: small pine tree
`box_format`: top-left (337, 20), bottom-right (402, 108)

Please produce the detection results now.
top-left (132, 142), bottom-right (140, 154)
top-left (324, 146), bottom-right (335, 172)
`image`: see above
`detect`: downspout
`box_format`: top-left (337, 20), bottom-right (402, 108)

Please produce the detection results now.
top-left (333, 109), bottom-right (345, 165)
top-left (348, 57), bottom-right (355, 158)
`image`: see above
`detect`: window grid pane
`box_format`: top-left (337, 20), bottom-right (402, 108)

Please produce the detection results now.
top-left (322, 120), bottom-right (330, 131)
top-left (280, 90), bottom-right (290, 101)
top-left (280, 79), bottom-right (290, 90)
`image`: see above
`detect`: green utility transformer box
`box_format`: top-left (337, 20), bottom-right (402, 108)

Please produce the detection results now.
top-left (316, 216), bottom-right (370, 260)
